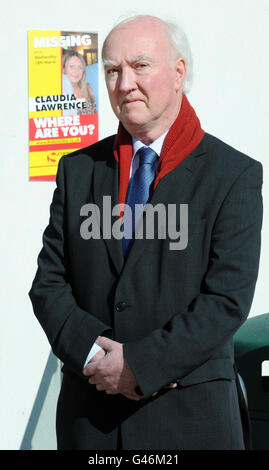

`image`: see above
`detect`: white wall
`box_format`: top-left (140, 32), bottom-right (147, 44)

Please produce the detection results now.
top-left (0, 0), bottom-right (268, 450)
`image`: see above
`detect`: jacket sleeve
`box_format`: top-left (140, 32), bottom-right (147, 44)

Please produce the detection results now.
top-left (123, 160), bottom-right (263, 399)
top-left (29, 157), bottom-right (113, 376)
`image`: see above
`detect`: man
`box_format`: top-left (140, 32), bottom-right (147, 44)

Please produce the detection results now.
top-left (29, 15), bottom-right (263, 450)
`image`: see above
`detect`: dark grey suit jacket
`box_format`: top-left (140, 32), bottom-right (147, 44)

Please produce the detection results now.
top-left (29, 132), bottom-right (263, 450)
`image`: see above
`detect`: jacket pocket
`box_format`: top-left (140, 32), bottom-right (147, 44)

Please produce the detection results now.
top-left (175, 358), bottom-right (235, 387)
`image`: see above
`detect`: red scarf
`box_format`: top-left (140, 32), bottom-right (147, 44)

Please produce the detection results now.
top-left (113, 95), bottom-right (204, 209)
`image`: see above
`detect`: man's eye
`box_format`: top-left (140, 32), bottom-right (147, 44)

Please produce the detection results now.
top-left (107, 68), bottom-right (119, 75)
top-left (135, 63), bottom-right (148, 70)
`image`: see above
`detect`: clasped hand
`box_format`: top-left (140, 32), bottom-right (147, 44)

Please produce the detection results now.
top-left (83, 336), bottom-right (142, 401)
top-left (83, 336), bottom-right (177, 401)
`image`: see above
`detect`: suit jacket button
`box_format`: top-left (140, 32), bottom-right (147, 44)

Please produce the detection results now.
top-left (115, 302), bottom-right (127, 312)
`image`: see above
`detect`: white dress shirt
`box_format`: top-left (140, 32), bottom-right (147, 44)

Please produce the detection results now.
top-left (83, 131), bottom-right (168, 367)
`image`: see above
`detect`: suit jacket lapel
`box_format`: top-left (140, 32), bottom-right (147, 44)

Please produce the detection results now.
top-left (92, 154), bottom-right (125, 276)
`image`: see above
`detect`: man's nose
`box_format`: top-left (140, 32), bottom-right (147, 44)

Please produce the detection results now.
top-left (118, 68), bottom-right (137, 92)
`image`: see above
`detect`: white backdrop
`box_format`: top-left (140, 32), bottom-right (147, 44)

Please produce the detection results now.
top-left (0, 0), bottom-right (268, 450)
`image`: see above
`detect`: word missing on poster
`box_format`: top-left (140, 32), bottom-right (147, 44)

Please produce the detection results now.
top-left (34, 34), bottom-right (92, 48)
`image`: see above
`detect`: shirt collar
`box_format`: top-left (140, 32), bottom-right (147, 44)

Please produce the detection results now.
top-left (132, 130), bottom-right (168, 159)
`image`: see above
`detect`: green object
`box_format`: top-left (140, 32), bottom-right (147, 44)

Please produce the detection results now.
top-left (234, 313), bottom-right (269, 450)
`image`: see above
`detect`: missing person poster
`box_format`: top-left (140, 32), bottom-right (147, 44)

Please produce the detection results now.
top-left (28, 30), bottom-right (98, 180)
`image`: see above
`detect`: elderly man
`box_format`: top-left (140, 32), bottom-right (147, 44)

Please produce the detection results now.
top-left (29, 15), bottom-right (263, 450)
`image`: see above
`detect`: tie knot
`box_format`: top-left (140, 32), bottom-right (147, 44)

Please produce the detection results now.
top-left (138, 146), bottom-right (158, 167)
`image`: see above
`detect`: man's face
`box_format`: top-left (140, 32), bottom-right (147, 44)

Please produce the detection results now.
top-left (103, 19), bottom-right (185, 140)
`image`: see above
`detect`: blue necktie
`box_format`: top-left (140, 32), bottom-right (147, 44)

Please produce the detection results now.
top-left (122, 146), bottom-right (159, 257)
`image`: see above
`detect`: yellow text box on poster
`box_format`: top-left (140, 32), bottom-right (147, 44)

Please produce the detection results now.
top-left (29, 149), bottom-right (79, 178)
top-left (28, 30), bottom-right (62, 118)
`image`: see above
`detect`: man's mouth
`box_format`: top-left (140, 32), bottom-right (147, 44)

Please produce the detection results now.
top-left (122, 99), bottom-right (143, 105)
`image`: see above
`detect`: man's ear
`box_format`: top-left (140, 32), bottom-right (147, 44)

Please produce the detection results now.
top-left (174, 57), bottom-right (186, 92)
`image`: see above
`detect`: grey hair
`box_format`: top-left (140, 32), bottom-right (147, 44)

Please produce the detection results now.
top-left (102, 14), bottom-right (193, 94)
top-left (164, 21), bottom-right (193, 94)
